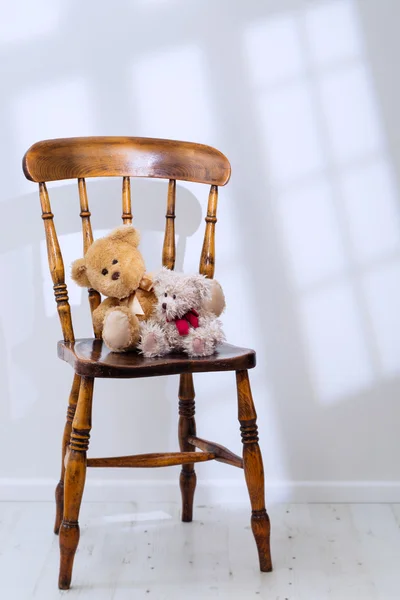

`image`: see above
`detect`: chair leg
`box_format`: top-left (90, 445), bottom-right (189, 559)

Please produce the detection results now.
top-left (236, 370), bottom-right (272, 572)
top-left (58, 376), bottom-right (94, 590)
top-left (54, 374), bottom-right (81, 535)
top-left (178, 373), bottom-right (196, 522)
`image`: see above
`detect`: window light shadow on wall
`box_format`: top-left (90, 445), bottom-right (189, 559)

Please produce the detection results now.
top-left (244, 0), bottom-right (400, 404)
top-left (0, 244), bottom-right (37, 419)
top-left (13, 77), bottom-right (94, 198)
top-left (0, 0), bottom-right (60, 44)
top-left (15, 78), bottom-right (93, 155)
top-left (132, 44), bottom-right (215, 143)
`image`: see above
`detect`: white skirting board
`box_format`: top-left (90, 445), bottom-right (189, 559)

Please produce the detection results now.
top-left (1, 478), bottom-right (400, 503)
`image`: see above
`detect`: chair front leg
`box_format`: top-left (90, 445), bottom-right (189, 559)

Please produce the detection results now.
top-left (178, 373), bottom-right (196, 522)
top-left (58, 376), bottom-right (94, 590)
top-left (236, 370), bottom-right (272, 572)
top-left (54, 374), bottom-right (81, 534)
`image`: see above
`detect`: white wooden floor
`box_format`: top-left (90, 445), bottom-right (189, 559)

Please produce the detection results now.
top-left (1, 501), bottom-right (400, 599)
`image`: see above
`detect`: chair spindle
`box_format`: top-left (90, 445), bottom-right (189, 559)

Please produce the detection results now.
top-left (39, 182), bottom-right (74, 343)
top-left (122, 176), bottom-right (133, 224)
top-left (78, 178), bottom-right (101, 337)
top-left (162, 179), bottom-right (176, 270)
top-left (199, 184), bottom-right (218, 279)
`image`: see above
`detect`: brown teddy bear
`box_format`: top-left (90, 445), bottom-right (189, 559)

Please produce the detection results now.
top-left (71, 225), bottom-right (156, 352)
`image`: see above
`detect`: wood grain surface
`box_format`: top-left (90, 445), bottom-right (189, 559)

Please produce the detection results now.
top-left (57, 339), bottom-right (256, 378)
top-left (23, 136), bottom-right (231, 185)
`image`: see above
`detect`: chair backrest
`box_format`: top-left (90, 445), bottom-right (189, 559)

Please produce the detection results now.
top-left (22, 136), bottom-right (231, 343)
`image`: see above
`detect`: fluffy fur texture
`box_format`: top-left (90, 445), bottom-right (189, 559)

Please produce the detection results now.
top-left (139, 268), bottom-right (225, 358)
top-left (71, 225), bottom-right (156, 352)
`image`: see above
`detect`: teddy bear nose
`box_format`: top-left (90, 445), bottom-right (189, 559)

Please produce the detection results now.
top-left (162, 303), bottom-right (167, 310)
top-left (111, 271), bottom-right (120, 281)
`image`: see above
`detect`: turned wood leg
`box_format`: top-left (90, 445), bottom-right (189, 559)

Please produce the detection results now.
top-left (54, 374), bottom-right (81, 535)
top-left (236, 370), bottom-right (272, 572)
top-left (178, 373), bottom-right (196, 522)
top-left (58, 377), bottom-right (94, 590)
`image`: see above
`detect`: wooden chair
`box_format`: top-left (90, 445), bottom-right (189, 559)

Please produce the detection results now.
top-left (22, 136), bottom-right (272, 590)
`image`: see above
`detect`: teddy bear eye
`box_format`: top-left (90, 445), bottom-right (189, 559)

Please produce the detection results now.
top-left (173, 294), bottom-right (176, 299)
top-left (112, 259), bottom-right (118, 264)
top-left (102, 268), bottom-right (108, 275)
top-left (164, 292), bottom-right (168, 297)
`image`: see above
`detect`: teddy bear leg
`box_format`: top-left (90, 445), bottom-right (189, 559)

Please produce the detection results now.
top-left (102, 307), bottom-right (140, 352)
top-left (191, 337), bottom-right (208, 356)
top-left (184, 321), bottom-right (225, 357)
top-left (139, 323), bottom-right (170, 357)
top-left (183, 328), bottom-right (215, 357)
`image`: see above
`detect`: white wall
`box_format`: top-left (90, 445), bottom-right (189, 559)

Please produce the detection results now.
top-left (1, 0), bottom-right (400, 503)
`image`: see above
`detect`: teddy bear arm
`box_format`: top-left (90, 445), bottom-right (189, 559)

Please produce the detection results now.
top-left (136, 289), bottom-right (157, 320)
top-left (92, 297), bottom-right (119, 333)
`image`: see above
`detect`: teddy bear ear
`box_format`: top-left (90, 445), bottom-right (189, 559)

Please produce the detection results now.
top-left (71, 258), bottom-right (90, 288)
top-left (108, 225), bottom-right (140, 247)
top-left (192, 274), bottom-right (212, 301)
top-left (204, 280), bottom-right (226, 316)
top-left (153, 266), bottom-right (171, 289)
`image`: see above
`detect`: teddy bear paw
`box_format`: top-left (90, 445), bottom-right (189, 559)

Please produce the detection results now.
top-left (141, 332), bottom-right (159, 355)
top-left (192, 337), bottom-right (206, 355)
top-left (139, 324), bottom-right (170, 357)
top-left (186, 335), bottom-right (215, 357)
top-left (103, 309), bottom-right (136, 352)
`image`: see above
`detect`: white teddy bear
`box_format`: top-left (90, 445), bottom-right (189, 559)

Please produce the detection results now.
top-left (139, 268), bottom-right (225, 357)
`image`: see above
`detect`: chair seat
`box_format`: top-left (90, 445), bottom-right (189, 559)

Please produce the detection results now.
top-left (57, 339), bottom-right (256, 379)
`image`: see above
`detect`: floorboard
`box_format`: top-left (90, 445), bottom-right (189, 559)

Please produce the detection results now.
top-left (1, 502), bottom-right (399, 599)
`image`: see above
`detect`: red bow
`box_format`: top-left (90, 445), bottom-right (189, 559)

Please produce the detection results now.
top-left (168, 309), bottom-right (199, 336)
